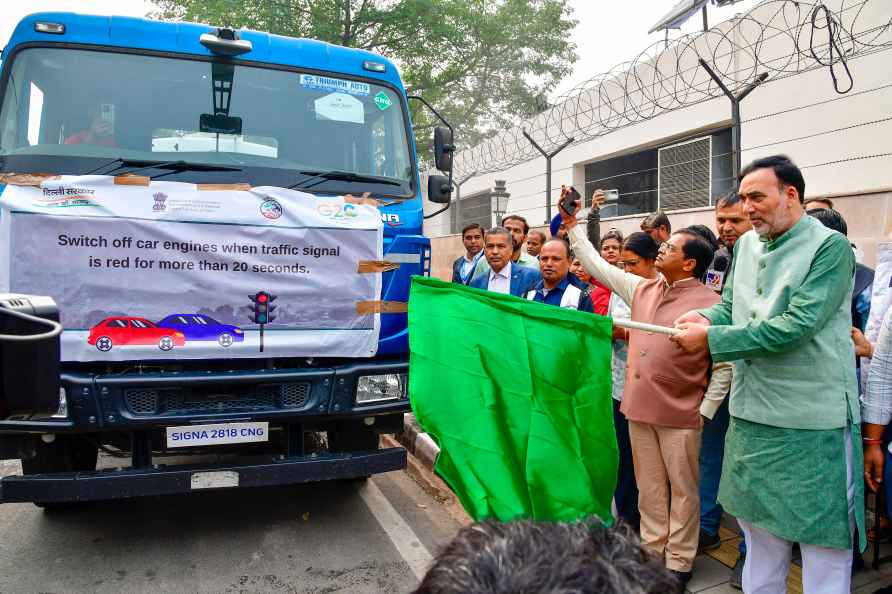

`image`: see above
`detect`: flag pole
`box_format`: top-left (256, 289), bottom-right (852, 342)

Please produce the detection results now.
top-left (613, 318), bottom-right (681, 337)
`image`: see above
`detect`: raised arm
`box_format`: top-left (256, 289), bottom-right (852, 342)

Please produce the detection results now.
top-left (586, 192), bottom-right (602, 248)
top-left (561, 188), bottom-right (642, 306)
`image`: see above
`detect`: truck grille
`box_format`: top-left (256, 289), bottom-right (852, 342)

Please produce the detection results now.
top-left (125, 389), bottom-right (159, 414)
top-left (124, 383), bottom-right (311, 415)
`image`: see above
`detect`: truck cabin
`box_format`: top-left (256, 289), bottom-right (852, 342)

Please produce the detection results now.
top-left (0, 14), bottom-right (418, 212)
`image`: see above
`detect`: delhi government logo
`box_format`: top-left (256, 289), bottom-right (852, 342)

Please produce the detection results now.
top-left (260, 199), bottom-right (283, 220)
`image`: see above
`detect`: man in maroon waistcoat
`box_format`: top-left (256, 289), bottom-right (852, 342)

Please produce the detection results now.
top-left (560, 189), bottom-right (732, 587)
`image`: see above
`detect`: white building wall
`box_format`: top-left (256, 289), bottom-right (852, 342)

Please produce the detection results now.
top-left (423, 0), bottom-right (892, 240)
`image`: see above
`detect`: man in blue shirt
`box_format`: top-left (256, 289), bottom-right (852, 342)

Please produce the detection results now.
top-left (524, 239), bottom-right (594, 312)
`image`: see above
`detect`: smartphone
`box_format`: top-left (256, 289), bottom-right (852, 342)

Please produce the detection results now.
top-left (605, 189), bottom-right (619, 202)
top-left (99, 103), bottom-right (116, 127)
top-left (560, 186), bottom-right (581, 216)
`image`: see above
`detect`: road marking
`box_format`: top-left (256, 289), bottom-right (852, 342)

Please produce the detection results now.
top-left (359, 479), bottom-right (433, 581)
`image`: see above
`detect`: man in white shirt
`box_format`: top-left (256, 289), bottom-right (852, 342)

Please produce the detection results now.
top-left (469, 228), bottom-right (540, 297)
top-left (488, 265), bottom-right (511, 294)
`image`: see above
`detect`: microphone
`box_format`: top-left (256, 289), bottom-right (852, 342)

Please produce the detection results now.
top-left (712, 254), bottom-right (729, 273)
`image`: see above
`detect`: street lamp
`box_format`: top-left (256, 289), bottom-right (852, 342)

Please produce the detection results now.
top-left (490, 180), bottom-right (510, 227)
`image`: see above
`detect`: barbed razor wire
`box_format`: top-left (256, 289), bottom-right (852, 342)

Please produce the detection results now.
top-left (451, 0), bottom-right (892, 178)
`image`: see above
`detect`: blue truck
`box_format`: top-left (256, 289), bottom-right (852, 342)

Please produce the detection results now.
top-left (0, 12), bottom-right (453, 508)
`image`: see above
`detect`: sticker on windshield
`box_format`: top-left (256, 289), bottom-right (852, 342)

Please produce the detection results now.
top-left (315, 93), bottom-right (365, 124)
top-left (374, 91), bottom-right (393, 111)
top-left (300, 74), bottom-right (370, 97)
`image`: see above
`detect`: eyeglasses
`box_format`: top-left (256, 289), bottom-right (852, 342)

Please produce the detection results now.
top-left (658, 242), bottom-right (678, 253)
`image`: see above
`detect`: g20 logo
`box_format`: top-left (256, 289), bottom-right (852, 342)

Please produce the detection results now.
top-left (317, 202), bottom-right (359, 220)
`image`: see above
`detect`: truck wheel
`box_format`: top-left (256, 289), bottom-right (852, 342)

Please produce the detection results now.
top-left (21, 437), bottom-right (99, 511)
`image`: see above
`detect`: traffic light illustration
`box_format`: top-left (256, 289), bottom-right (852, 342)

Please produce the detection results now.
top-left (249, 291), bottom-right (277, 324)
top-left (248, 291), bottom-right (277, 352)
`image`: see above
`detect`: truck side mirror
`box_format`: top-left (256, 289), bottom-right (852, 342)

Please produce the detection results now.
top-left (427, 174), bottom-right (452, 204)
top-left (434, 127), bottom-right (453, 173)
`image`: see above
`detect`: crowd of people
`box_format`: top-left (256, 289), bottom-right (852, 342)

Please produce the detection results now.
top-left (447, 154), bottom-right (889, 594)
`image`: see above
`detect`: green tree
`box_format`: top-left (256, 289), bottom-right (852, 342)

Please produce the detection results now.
top-left (151, 0), bottom-right (576, 157)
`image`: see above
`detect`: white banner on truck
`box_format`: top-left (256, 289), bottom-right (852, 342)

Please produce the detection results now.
top-left (0, 176), bottom-right (384, 361)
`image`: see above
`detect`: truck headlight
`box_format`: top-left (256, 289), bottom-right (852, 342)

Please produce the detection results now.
top-left (356, 373), bottom-right (407, 404)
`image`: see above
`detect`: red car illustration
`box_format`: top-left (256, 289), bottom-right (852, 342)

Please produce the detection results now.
top-left (88, 317), bottom-right (186, 352)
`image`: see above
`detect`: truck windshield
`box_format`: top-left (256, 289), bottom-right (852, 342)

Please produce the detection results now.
top-left (0, 47), bottom-right (415, 197)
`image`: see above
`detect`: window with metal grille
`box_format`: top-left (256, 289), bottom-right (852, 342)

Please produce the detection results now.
top-left (658, 137), bottom-right (712, 211)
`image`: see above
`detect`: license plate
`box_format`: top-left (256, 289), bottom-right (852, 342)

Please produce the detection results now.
top-left (191, 471), bottom-right (239, 490)
top-left (166, 421), bottom-right (269, 448)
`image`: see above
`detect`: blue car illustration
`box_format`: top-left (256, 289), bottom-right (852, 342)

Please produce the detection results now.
top-left (156, 314), bottom-right (245, 347)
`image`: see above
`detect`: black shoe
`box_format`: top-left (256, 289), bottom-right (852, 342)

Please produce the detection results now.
top-left (670, 569), bottom-right (692, 593)
top-left (698, 529), bottom-right (721, 552)
top-left (853, 548), bottom-right (864, 573)
top-left (729, 552), bottom-right (744, 590)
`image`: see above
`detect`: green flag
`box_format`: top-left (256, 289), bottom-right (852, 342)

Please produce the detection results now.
top-left (408, 276), bottom-right (618, 522)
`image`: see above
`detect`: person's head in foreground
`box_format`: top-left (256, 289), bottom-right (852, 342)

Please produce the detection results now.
top-left (412, 518), bottom-right (679, 594)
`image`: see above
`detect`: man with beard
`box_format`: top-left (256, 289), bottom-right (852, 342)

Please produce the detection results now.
top-left (673, 155), bottom-right (863, 592)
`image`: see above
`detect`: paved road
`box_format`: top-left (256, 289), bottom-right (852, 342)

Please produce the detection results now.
top-left (0, 458), bottom-right (462, 594)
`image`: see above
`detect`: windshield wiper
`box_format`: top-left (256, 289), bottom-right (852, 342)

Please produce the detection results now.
top-left (84, 159), bottom-right (242, 178)
top-left (288, 169), bottom-right (404, 191)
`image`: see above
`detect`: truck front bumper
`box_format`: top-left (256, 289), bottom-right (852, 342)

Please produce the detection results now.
top-left (0, 357), bottom-right (411, 433)
top-left (0, 447), bottom-right (406, 504)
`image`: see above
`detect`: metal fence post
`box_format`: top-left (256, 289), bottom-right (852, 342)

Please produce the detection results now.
top-left (522, 130), bottom-right (575, 223)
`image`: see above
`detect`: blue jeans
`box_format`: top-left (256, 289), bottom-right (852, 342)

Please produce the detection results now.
top-left (700, 400), bottom-right (747, 555)
top-left (613, 398), bottom-right (640, 531)
top-left (700, 397), bottom-right (730, 536)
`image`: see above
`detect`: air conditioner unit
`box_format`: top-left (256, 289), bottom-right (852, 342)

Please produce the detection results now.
top-left (657, 136), bottom-right (712, 211)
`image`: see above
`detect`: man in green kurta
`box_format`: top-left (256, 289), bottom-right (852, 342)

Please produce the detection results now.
top-left (672, 155), bottom-right (864, 593)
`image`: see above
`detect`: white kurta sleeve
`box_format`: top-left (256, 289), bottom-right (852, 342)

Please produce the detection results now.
top-left (568, 224), bottom-right (642, 306)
